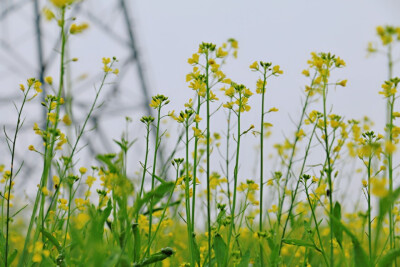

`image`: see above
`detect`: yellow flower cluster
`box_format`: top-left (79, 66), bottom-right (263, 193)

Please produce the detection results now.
top-left (376, 25), bottom-right (400, 46)
top-left (222, 83), bottom-right (253, 112)
top-left (70, 22), bottom-right (89, 34)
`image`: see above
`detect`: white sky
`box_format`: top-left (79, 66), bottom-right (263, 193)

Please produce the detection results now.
top-left (1, 0), bottom-right (400, 207)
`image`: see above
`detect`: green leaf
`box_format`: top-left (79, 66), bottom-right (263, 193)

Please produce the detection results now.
top-left (96, 154), bottom-right (117, 173)
top-left (213, 234), bottom-right (227, 267)
top-left (40, 228), bottom-right (62, 252)
top-left (378, 248), bottom-right (400, 267)
top-left (133, 247), bottom-right (174, 267)
top-left (282, 239), bottom-right (321, 252)
top-left (132, 223), bottom-right (141, 262)
top-left (379, 186), bottom-right (400, 220)
top-left (132, 182), bottom-right (175, 216)
top-left (192, 236), bottom-right (201, 266)
top-left (329, 214), bottom-right (371, 267)
top-left (332, 202), bottom-right (343, 248)
top-left (238, 250), bottom-right (251, 267)
top-left (7, 249), bottom-right (18, 266)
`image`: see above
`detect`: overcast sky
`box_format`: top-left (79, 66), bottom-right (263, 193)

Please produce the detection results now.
top-left (1, 0), bottom-right (400, 201)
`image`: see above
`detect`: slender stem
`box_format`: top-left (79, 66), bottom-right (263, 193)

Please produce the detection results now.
top-left (281, 116), bottom-right (318, 244)
top-left (205, 50), bottom-right (212, 267)
top-left (259, 70), bottom-right (267, 265)
top-left (147, 107), bottom-right (161, 255)
top-left (305, 183), bottom-right (329, 267)
top-left (227, 93), bottom-right (242, 265)
top-left (138, 123), bottom-right (151, 220)
top-left (367, 156), bottom-right (372, 262)
top-left (19, 7), bottom-right (67, 266)
top-left (5, 87), bottom-right (30, 267)
top-left (321, 70), bottom-right (334, 267)
top-left (226, 108), bottom-right (232, 213)
top-left (184, 123), bottom-right (195, 267)
top-left (388, 94), bottom-right (395, 254)
top-left (145, 163), bottom-right (181, 255)
top-left (191, 94), bottom-right (201, 231)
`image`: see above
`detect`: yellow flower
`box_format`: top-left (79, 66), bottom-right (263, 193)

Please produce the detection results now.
top-left (149, 98), bottom-right (161, 109)
top-left (192, 127), bottom-right (204, 139)
top-left (296, 129), bottom-right (306, 140)
top-left (315, 183), bottom-right (327, 195)
top-left (371, 177), bottom-right (388, 197)
top-left (44, 76), bottom-right (53, 85)
top-left (268, 205), bottom-right (278, 213)
top-left (74, 213), bottom-right (90, 230)
top-left (302, 69), bottom-right (310, 77)
top-left (28, 145), bottom-right (35, 151)
top-left (272, 65), bottom-right (283, 75)
top-left (249, 61), bottom-right (259, 70)
top-left (32, 253), bottom-right (42, 263)
top-left (237, 183), bottom-right (247, 192)
top-left (41, 186), bottom-right (50, 196)
top-left (338, 80), bottom-right (347, 87)
top-left (216, 47), bottom-right (228, 58)
top-left (86, 175), bottom-right (96, 187)
top-left (48, 113), bottom-right (57, 124)
top-left (62, 114), bottom-right (72, 125)
top-left (79, 167), bottom-right (87, 174)
top-left (138, 214), bottom-right (149, 231)
top-left (385, 140), bottom-right (396, 154)
top-left (53, 175), bottom-right (60, 186)
top-left (42, 8), bottom-right (55, 21)
top-left (34, 81), bottom-right (42, 93)
top-left (194, 114), bottom-right (202, 123)
top-left (362, 179), bottom-right (367, 188)
top-left (70, 22), bottom-right (89, 34)
top-left (51, 0), bottom-right (74, 8)
top-left (188, 54), bottom-right (199, 65)
top-left (376, 26), bottom-right (385, 36)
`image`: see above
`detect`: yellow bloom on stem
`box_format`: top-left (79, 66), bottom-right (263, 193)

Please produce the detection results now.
top-left (74, 213), bottom-right (90, 229)
top-left (338, 80), bottom-right (347, 87)
top-left (188, 54), bottom-right (199, 65)
top-left (273, 65), bottom-right (283, 75)
top-left (51, 0), bottom-right (74, 8)
top-left (44, 76), bottom-right (53, 85)
top-left (268, 205), bottom-right (278, 213)
top-left (371, 177), bottom-right (388, 197)
top-left (79, 167), bottom-right (87, 174)
top-left (249, 61), bottom-right (258, 70)
top-left (62, 114), bottom-right (72, 125)
top-left (385, 140), bottom-right (396, 154)
top-left (41, 186), bottom-right (50, 196)
top-left (86, 175), bottom-right (96, 187)
top-left (70, 23), bottom-right (89, 34)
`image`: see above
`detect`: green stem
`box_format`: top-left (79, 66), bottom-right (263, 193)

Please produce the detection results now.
top-left (321, 71), bottom-right (334, 267)
top-left (184, 123), bottom-right (195, 266)
top-left (205, 51), bottom-right (212, 267)
top-left (147, 107), bottom-right (161, 256)
top-left (138, 123), bottom-right (151, 220)
top-left (226, 93), bottom-right (242, 265)
top-left (4, 86), bottom-right (30, 267)
top-left (259, 70), bottom-right (267, 266)
top-left (305, 184), bottom-right (329, 267)
top-left (367, 155), bottom-right (372, 262)
top-left (18, 7), bottom-right (67, 266)
top-left (280, 115), bottom-right (318, 246)
top-left (191, 94), bottom-right (201, 231)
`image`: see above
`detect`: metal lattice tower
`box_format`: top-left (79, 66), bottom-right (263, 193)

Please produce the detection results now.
top-left (0, 0), bottom-right (166, 182)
